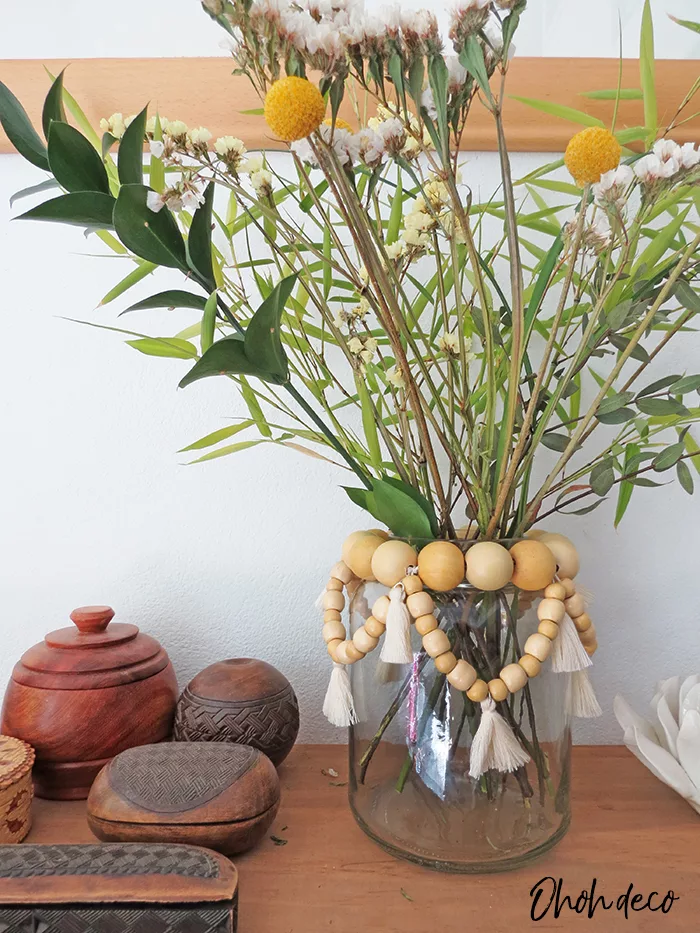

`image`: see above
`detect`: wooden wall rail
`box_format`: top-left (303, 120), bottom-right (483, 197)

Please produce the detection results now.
top-left (1, 57), bottom-right (698, 155)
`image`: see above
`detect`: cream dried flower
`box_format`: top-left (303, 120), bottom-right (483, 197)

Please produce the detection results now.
top-left (250, 168), bottom-right (274, 197)
top-left (187, 126), bottom-right (213, 149)
top-left (387, 365), bottom-right (406, 389)
top-left (438, 333), bottom-right (459, 356)
top-left (100, 113), bottom-right (127, 139)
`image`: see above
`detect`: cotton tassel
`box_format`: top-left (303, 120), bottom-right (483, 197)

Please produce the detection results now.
top-left (567, 670), bottom-right (602, 718)
top-left (469, 698), bottom-right (531, 780)
top-left (380, 583), bottom-right (413, 665)
top-left (550, 612), bottom-right (592, 673)
top-left (323, 663), bottom-right (358, 727)
top-left (375, 658), bottom-right (401, 684)
top-left (314, 586), bottom-right (328, 611)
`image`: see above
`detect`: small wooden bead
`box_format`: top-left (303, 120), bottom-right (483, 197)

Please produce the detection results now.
top-left (559, 577), bottom-right (576, 598)
top-left (519, 654), bottom-right (541, 678)
top-left (467, 679), bottom-right (489, 703)
top-left (371, 540), bottom-right (418, 588)
top-left (417, 541), bottom-right (465, 592)
top-left (465, 541), bottom-right (513, 591)
top-left (538, 619), bottom-right (559, 640)
top-left (372, 595), bottom-right (390, 623)
top-left (422, 628), bottom-right (451, 658)
top-left (544, 582), bottom-right (567, 601)
top-left (564, 593), bottom-right (585, 618)
top-left (537, 597), bottom-right (565, 624)
top-left (573, 612), bottom-right (592, 633)
top-left (500, 663), bottom-right (528, 693)
top-left (323, 590), bottom-right (345, 612)
top-left (330, 560), bottom-right (354, 585)
top-left (415, 614), bottom-right (438, 636)
top-left (323, 609), bottom-right (342, 623)
top-left (509, 539), bottom-right (557, 591)
top-left (434, 651), bottom-right (458, 675)
top-left (353, 626), bottom-right (379, 654)
top-left (364, 616), bottom-right (386, 638)
top-left (345, 641), bottom-right (365, 662)
top-left (326, 578), bottom-right (344, 592)
top-left (346, 534), bottom-right (383, 580)
top-left (334, 640), bottom-right (351, 664)
top-left (488, 678), bottom-right (509, 702)
top-left (402, 575), bottom-right (423, 596)
top-left (327, 639), bottom-right (343, 660)
top-left (523, 632), bottom-right (552, 662)
top-left (447, 659), bottom-right (477, 691)
top-left (584, 640), bottom-right (598, 656)
top-left (406, 591), bottom-right (435, 619)
top-left (322, 620), bottom-right (346, 643)
top-left (579, 623), bottom-right (597, 647)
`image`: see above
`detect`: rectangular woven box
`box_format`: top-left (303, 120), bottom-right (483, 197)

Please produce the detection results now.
top-left (0, 842), bottom-right (238, 932)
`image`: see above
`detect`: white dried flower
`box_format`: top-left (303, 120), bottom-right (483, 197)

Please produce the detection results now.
top-left (352, 128), bottom-right (385, 168)
top-left (438, 332), bottom-right (459, 355)
top-left (387, 365), bottom-right (406, 389)
top-left (215, 136), bottom-right (247, 170)
top-left (593, 163), bottom-right (634, 211)
top-left (250, 168), bottom-right (273, 197)
top-left (421, 87), bottom-right (438, 120)
top-left (385, 241), bottom-right (406, 261)
top-left (146, 115), bottom-right (169, 136)
top-left (100, 113), bottom-right (127, 139)
top-left (677, 142), bottom-right (700, 169)
top-left (187, 126), bottom-right (213, 149)
top-left (149, 140), bottom-right (165, 159)
top-left (164, 120), bottom-right (188, 140)
top-left (634, 152), bottom-right (678, 184)
top-left (347, 336), bottom-right (364, 355)
top-left (446, 55), bottom-right (468, 94)
top-left (146, 190), bottom-right (165, 213)
top-left (242, 153), bottom-right (265, 174)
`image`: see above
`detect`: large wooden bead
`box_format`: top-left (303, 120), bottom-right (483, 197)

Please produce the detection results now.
top-left (323, 609), bottom-right (341, 623)
top-left (322, 620), bottom-right (346, 643)
top-left (465, 541), bottom-right (514, 591)
top-left (538, 532), bottom-right (580, 579)
top-left (346, 534), bottom-right (384, 581)
top-left (371, 541), bottom-right (418, 588)
top-left (434, 651), bottom-right (458, 674)
top-left (402, 574), bottom-right (423, 596)
top-left (500, 663), bottom-right (528, 693)
top-left (573, 612), bottom-right (592, 633)
top-left (488, 678), bottom-right (509, 702)
top-left (345, 642), bottom-right (365, 662)
top-left (372, 595), bottom-right (390, 623)
top-left (523, 632), bottom-right (552, 662)
top-left (509, 540), bottom-right (556, 591)
top-left (422, 629), bottom-right (451, 658)
top-left (341, 532), bottom-right (371, 566)
top-left (353, 627), bottom-right (379, 654)
top-left (326, 578), bottom-right (344, 592)
top-left (447, 660), bottom-right (477, 691)
top-left (537, 598), bottom-right (565, 624)
top-left (538, 619), bottom-right (559, 640)
top-left (564, 593), bottom-right (585, 618)
top-left (417, 541), bottom-right (465, 592)
top-left (330, 560), bottom-right (354, 585)
top-left (519, 654), bottom-right (541, 678)
top-left (544, 582), bottom-right (567, 601)
top-left (406, 591), bottom-right (434, 619)
top-left (467, 679), bottom-right (489, 703)
top-left (415, 614), bottom-right (438, 636)
top-left (579, 624), bottom-right (597, 647)
top-left (322, 591), bottom-right (345, 612)
top-left (364, 616), bottom-right (386, 638)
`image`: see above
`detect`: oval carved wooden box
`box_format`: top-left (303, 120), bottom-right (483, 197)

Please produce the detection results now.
top-left (0, 606), bottom-right (178, 800)
top-left (87, 742), bottom-right (281, 855)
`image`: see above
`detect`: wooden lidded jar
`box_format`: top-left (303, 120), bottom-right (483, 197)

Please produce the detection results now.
top-left (0, 606), bottom-right (178, 800)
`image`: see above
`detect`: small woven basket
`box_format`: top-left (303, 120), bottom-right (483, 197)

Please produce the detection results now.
top-left (0, 735), bottom-right (35, 843)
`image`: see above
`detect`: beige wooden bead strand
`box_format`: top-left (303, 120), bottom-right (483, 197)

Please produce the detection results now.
top-left (538, 619), bottom-right (559, 640)
top-left (326, 578), bottom-right (344, 592)
top-left (447, 660), bottom-right (477, 692)
top-left (406, 591), bottom-right (435, 619)
top-left (488, 678), bottom-right (509, 702)
top-left (415, 613), bottom-right (438, 636)
top-left (372, 595), bottom-right (390, 623)
top-left (537, 597), bottom-right (565, 624)
top-left (422, 628), bottom-right (451, 658)
top-left (559, 577), bottom-right (576, 598)
top-left (573, 612), bottom-right (592, 633)
top-left (402, 574), bottom-right (423, 596)
top-left (544, 582), bottom-right (567, 601)
top-left (322, 620), bottom-right (346, 644)
top-left (564, 592), bottom-right (585, 618)
top-left (330, 560), bottom-right (354, 585)
top-left (353, 626), bottom-right (379, 654)
top-left (345, 641), bottom-right (365, 663)
top-left (500, 663), bottom-right (528, 693)
top-left (523, 632), bottom-right (552, 663)
top-left (322, 590), bottom-right (345, 612)
top-left (579, 624), bottom-right (597, 647)
top-left (327, 638), bottom-right (343, 660)
top-left (434, 651), bottom-right (458, 674)
top-left (323, 609), bottom-right (342, 623)
top-left (518, 654), bottom-right (541, 678)
top-left (467, 679), bottom-right (489, 703)
top-left (364, 616), bottom-right (386, 638)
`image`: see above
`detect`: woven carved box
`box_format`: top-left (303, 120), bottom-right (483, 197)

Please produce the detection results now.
top-left (0, 842), bottom-right (238, 932)
top-left (173, 658), bottom-right (300, 765)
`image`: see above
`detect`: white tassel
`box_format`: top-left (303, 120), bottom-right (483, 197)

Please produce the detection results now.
top-left (323, 663), bottom-right (358, 727)
top-left (469, 698), bottom-right (530, 780)
top-left (567, 670), bottom-right (602, 718)
top-left (314, 586), bottom-right (327, 611)
top-left (551, 612), bottom-right (592, 673)
top-left (374, 658), bottom-right (401, 684)
top-left (380, 583), bottom-right (413, 665)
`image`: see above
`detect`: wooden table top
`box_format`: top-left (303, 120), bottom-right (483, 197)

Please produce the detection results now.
top-left (26, 744), bottom-right (698, 932)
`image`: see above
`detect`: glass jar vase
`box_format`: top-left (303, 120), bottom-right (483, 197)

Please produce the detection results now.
top-left (348, 580), bottom-right (571, 873)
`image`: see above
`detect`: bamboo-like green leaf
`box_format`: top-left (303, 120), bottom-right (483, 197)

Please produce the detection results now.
top-left (633, 206), bottom-right (691, 277)
top-left (179, 420), bottom-right (254, 452)
top-left (187, 439), bottom-right (264, 464)
top-left (51, 75), bottom-right (102, 150)
top-left (16, 191), bottom-right (116, 228)
top-left (580, 88), bottom-right (643, 100)
top-left (126, 337), bottom-right (198, 359)
top-left (669, 15), bottom-right (700, 34)
top-left (240, 376), bottom-right (272, 438)
top-left (525, 234), bottom-right (563, 333)
top-left (615, 443), bottom-right (640, 526)
top-left (114, 184), bottom-right (187, 269)
top-left (636, 374), bottom-right (683, 397)
top-left (683, 432), bottom-right (700, 476)
top-left (118, 105), bottom-right (147, 186)
top-left (640, 0), bottom-right (657, 146)
top-left (677, 459), bottom-right (694, 494)
top-left (101, 262), bottom-right (157, 306)
top-left (383, 476), bottom-right (439, 538)
top-left (149, 114), bottom-right (165, 194)
top-left (187, 182), bottom-right (216, 289)
top-left (357, 377), bottom-right (381, 470)
top-left (244, 273), bottom-right (297, 382)
top-left (42, 69), bottom-right (67, 140)
top-left (370, 478), bottom-right (434, 539)
top-left (428, 54), bottom-right (450, 149)
top-left (636, 397), bottom-right (688, 416)
top-left (387, 174), bottom-right (403, 245)
top-left (615, 126), bottom-right (648, 144)
top-left (201, 291), bottom-right (218, 353)
top-left (0, 79), bottom-right (49, 169)
top-left (541, 432), bottom-right (570, 452)
top-left (674, 279), bottom-right (700, 313)
top-left (122, 289), bottom-right (207, 313)
top-left (510, 96), bottom-right (604, 127)
top-left (48, 122), bottom-right (110, 194)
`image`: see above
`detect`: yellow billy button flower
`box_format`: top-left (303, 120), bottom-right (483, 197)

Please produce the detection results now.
top-left (323, 117), bottom-right (354, 132)
top-left (264, 76), bottom-right (325, 142)
top-left (565, 126), bottom-right (622, 187)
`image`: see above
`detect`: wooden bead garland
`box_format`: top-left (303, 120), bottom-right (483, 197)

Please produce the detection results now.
top-left (320, 531), bottom-right (601, 736)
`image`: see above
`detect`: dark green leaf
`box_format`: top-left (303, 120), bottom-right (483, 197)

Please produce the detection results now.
top-left (383, 476), bottom-right (439, 538)
top-left (562, 499), bottom-right (606, 516)
top-left (674, 279), bottom-right (700, 313)
top-left (590, 459), bottom-right (615, 496)
top-left (671, 375), bottom-right (700, 394)
top-left (0, 79), bottom-right (49, 170)
top-left (114, 183), bottom-right (187, 269)
top-left (631, 476), bottom-right (666, 487)
top-left (609, 333), bottom-right (649, 362)
top-left (596, 407), bottom-right (636, 425)
top-left (597, 391), bottom-right (634, 415)
top-left (42, 69), bottom-right (67, 140)
top-left (122, 290), bottom-right (207, 314)
top-left (605, 299), bottom-right (634, 332)
top-left (16, 191), bottom-right (116, 228)
top-left (428, 54), bottom-right (449, 147)
top-left (9, 178), bottom-right (60, 208)
top-left (187, 182), bottom-right (216, 289)
top-left (636, 374), bottom-right (682, 398)
top-left (342, 486), bottom-right (375, 513)
top-left (636, 397), bottom-right (688, 416)
top-left (526, 235), bottom-right (563, 333)
top-left (179, 335), bottom-right (264, 388)
top-left (370, 478), bottom-right (433, 540)
top-left (102, 132), bottom-right (118, 159)
top-left (244, 273), bottom-right (297, 382)
top-left (652, 442), bottom-right (685, 472)
top-left (118, 105), bottom-right (147, 186)
top-left (677, 459), bottom-right (694, 494)
top-left (615, 443), bottom-right (640, 527)
top-left (541, 432), bottom-right (570, 452)
top-left (48, 121), bottom-right (110, 194)
top-left (459, 37), bottom-right (493, 104)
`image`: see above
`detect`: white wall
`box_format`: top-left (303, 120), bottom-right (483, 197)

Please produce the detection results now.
top-left (0, 0), bottom-right (699, 745)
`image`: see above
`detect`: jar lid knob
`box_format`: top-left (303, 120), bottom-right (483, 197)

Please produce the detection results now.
top-left (70, 605), bottom-right (115, 634)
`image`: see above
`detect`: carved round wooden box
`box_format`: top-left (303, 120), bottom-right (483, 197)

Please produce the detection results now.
top-left (87, 742), bottom-right (280, 855)
top-left (173, 659), bottom-right (299, 766)
top-left (0, 735), bottom-right (34, 843)
top-left (0, 606), bottom-right (178, 800)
